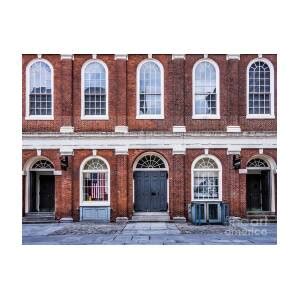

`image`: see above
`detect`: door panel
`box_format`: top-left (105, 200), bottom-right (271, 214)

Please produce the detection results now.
top-left (39, 175), bottom-right (55, 212)
top-left (261, 170), bottom-right (270, 211)
top-left (247, 174), bottom-right (261, 210)
top-left (134, 171), bottom-right (167, 212)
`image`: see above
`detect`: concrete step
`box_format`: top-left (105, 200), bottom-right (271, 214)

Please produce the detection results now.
top-left (23, 212), bottom-right (56, 224)
top-left (130, 212), bottom-right (170, 222)
top-left (246, 212), bottom-right (277, 223)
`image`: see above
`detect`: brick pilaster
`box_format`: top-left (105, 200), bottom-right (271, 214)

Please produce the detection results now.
top-left (172, 154), bottom-right (185, 217)
top-left (116, 154), bottom-right (128, 217)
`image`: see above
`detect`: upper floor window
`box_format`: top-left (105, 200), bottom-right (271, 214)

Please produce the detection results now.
top-left (247, 58), bottom-right (274, 118)
top-left (137, 59), bottom-right (164, 119)
top-left (81, 60), bottom-right (108, 119)
top-left (193, 59), bottom-right (220, 119)
top-left (26, 59), bottom-right (54, 120)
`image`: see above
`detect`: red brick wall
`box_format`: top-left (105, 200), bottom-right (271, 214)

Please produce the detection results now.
top-left (23, 54), bottom-right (277, 133)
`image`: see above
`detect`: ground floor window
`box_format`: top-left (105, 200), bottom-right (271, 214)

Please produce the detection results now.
top-left (82, 157), bottom-right (109, 202)
top-left (192, 156), bottom-right (221, 201)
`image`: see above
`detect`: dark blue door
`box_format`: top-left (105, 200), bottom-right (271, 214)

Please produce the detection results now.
top-left (134, 171), bottom-right (167, 212)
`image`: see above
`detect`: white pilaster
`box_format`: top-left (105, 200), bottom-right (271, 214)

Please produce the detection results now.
top-left (171, 54), bottom-right (186, 60)
top-left (226, 54), bottom-right (240, 60)
top-left (114, 54), bottom-right (128, 60)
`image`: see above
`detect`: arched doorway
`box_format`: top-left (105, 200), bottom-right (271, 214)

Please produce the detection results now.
top-left (246, 156), bottom-right (276, 212)
top-left (133, 153), bottom-right (168, 212)
top-left (24, 158), bottom-right (55, 213)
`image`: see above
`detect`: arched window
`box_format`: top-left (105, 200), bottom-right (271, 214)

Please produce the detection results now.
top-left (247, 58), bottom-right (274, 118)
top-left (193, 59), bottom-right (220, 118)
top-left (26, 59), bottom-right (53, 119)
top-left (81, 60), bottom-right (108, 119)
top-left (136, 155), bottom-right (166, 169)
top-left (81, 157), bottom-right (109, 202)
top-left (137, 59), bottom-right (164, 119)
top-left (247, 158), bottom-right (269, 168)
top-left (31, 159), bottom-right (54, 170)
top-left (192, 155), bottom-right (222, 201)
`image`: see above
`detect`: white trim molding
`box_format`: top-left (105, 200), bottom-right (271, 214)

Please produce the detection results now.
top-left (53, 170), bottom-right (62, 176)
top-left (136, 58), bottom-right (164, 119)
top-left (115, 146), bottom-right (129, 155)
top-left (192, 58), bottom-right (220, 119)
top-left (226, 54), bottom-right (240, 60)
top-left (60, 54), bottom-right (74, 60)
top-left (25, 58), bottom-right (54, 120)
top-left (246, 57), bottom-right (275, 119)
top-left (227, 145), bottom-right (241, 155)
top-left (23, 132), bottom-right (277, 151)
top-left (191, 154), bottom-right (222, 202)
top-left (172, 145), bottom-right (186, 155)
top-left (114, 54), bottom-right (128, 60)
top-left (115, 125), bottom-right (128, 133)
top-left (226, 125), bottom-right (241, 133)
top-left (172, 54), bottom-right (185, 60)
top-left (79, 155), bottom-right (110, 207)
top-left (60, 147), bottom-right (74, 156)
top-left (81, 59), bottom-right (109, 120)
top-left (172, 125), bottom-right (186, 133)
top-left (60, 126), bottom-right (74, 133)
top-left (92, 54), bottom-right (97, 59)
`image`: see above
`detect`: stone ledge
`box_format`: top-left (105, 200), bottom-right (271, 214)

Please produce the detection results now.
top-left (59, 217), bottom-right (73, 223)
top-left (116, 217), bottom-right (129, 223)
top-left (173, 216), bottom-right (186, 223)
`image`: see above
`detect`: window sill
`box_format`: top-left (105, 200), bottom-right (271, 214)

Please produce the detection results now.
top-left (25, 116), bottom-right (54, 120)
top-left (192, 115), bottom-right (220, 120)
top-left (136, 115), bottom-right (164, 120)
top-left (81, 115), bottom-right (109, 120)
top-left (246, 114), bottom-right (275, 119)
top-left (80, 201), bottom-right (110, 207)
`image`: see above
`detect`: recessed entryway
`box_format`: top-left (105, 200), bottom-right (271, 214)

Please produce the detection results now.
top-left (133, 153), bottom-right (169, 214)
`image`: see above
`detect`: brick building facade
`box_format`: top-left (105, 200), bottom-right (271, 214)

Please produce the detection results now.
top-left (22, 54), bottom-right (277, 223)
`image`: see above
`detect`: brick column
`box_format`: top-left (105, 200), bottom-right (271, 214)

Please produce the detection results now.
top-left (60, 55), bottom-right (74, 132)
top-left (171, 55), bottom-right (186, 133)
top-left (226, 55), bottom-right (240, 132)
top-left (172, 149), bottom-right (186, 221)
top-left (115, 148), bottom-right (128, 221)
top-left (55, 155), bottom-right (73, 221)
top-left (114, 55), bottom-right (128, 133)
top-left (239, 173), bottom-right (247, 217)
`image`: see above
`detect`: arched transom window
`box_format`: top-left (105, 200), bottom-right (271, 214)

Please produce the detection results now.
top-left (31, 159), bottom-right (54, 170)
top-left (136, 155), bottom-right (166, 169)
top-left (137, 60), bottom-right (164, 118)
top-left (82, 60), bottom-right (108, 118)
top-left (247, 158), bottom-right (269, 168)
top-left (27, 60), bottom-right (53, 117)
top-left (82, 158), bottom-right (109, 202)
top-left (247, 59), bottom-right (274, 117)
top-left (193, 156), bottom-right (221, 201)
top-left (193, 60), bottom-right (219, 118)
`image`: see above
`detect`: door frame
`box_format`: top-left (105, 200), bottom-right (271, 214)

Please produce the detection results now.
top-left (23, 156), bottom-right (56, 213)
top-left (132, 152), bottom-right (169, 213)
top-left (246, 154), bottom-right (277, 213)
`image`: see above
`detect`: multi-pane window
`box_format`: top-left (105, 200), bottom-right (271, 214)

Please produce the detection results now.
top-left (193, 157), bottom-right (221, 200)
top-left (194, 61), bottom-right (218, 115)
top-left (28, 61), bottom-right (52, 116)
top-left (138, 61), bottom-right (163, 116)
top-left (248, 61), bottom-right (271, 115)
top-left (136, 155), bottom-right (166, 169)
top-left (83, 61), bottom-right (107, 116)
top-left (82, 158), bottom-right (109, 202)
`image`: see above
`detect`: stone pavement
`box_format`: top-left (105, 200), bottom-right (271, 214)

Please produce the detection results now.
top-left (22, 222), bottom-right (277, 245)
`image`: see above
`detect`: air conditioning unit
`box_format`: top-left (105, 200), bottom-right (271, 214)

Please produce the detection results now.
top-left (191, 202), bottom-right (229, 225)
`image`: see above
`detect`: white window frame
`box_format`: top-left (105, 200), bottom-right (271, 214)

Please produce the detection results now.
top-left (246, 57), bottom-right (275, 119)
top-left (25, 58), bottom-right (54, 120)
top-left (81, 59), bottom-right (109, 120)
top-left (136, 58), bottom-right (164, 119)
top-left (192, 58), bottom-right (220, 119)
top-left (79, 156), bottom-right (110, 206)
top-left (191, 154), bottom-right (222, 202)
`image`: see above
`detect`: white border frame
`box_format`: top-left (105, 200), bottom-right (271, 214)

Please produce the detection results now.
top-left (136, 58), bottom-right (164, 119)
top-left (25, 58), bottom-right (54, 120)
top-left (132, 152), bottom-right (169, 212)
top-left (192, 58), bottom-right (220, 119)
top-left (246, 57), bottom-right (275, 119)
top-left (79, 155), bottom-right (110, 206)
top-left (246, 154), bottom-right (277, 212)
top-left (81, 59), bottom-right (109, 120)
top-left (23, 156), bottom-right (55, 213)
top-left (191, 154), bottom-right (223, 202)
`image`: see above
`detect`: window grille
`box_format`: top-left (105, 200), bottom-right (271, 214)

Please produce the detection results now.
top-left (136, 155), bottom-right (166, 169)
